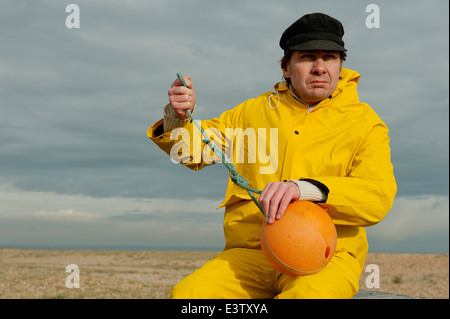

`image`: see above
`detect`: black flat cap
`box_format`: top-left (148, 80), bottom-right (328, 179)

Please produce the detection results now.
top-left (280, 13), bottom-right (346, 52)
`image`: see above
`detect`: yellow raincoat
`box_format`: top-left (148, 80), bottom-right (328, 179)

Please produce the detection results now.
top-left (147, 68), bottom-right (397, 298)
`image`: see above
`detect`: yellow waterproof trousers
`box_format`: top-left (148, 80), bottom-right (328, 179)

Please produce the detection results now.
top-left (170, 248), bottom-right (361, 299)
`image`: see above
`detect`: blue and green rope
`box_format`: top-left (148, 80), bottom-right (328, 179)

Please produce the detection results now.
top-left (176, 73), bottom-right (265, 216)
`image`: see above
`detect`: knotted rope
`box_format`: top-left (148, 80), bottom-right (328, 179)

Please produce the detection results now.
top-left (177, 73), bottom-right (265, 216)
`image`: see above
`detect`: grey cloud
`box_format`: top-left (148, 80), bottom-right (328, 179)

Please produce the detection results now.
top-left (1, 0), bottom-right (448, 200)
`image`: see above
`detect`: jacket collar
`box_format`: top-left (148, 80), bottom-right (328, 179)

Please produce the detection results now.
top-left (273, 67), bottom-right (361, 106)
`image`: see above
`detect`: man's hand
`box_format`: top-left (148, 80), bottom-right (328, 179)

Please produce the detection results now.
top-left (259, 181), bottom-right (300, 224)
top-left (168, 75), bottom-right (196, 120)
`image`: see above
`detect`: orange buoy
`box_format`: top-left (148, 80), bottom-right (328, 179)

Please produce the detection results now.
top-left (260, 200), bottom-right (337, 276)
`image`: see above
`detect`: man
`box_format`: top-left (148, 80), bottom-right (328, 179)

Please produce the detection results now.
top-left (147, 13), bottom-right (397, 298)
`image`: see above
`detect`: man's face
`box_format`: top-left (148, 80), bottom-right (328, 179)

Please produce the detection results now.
top-left (282, 50), bottom-right (343, 106)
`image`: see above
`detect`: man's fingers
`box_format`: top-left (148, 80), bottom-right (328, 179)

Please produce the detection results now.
top-left (168, 75), bottom-right (195, 120)
top-left (174, 106), bottom-right (192, 119)
top-left (259, 182), bottom-right (283, 224)
top-left (168, 91), bottom-right (192, 103)
top-left (169, 86), bottom-right (192, 97)
top-left (268, 190), bottom-right (284, 223)
top-left (182, 76), bottom-right (193, 89)
top-left (171, 75), bottom-right (193, 88)
top-left (259, 182), bottom-right (300, 224)
top-left (276, 194), bottom-right (293, 220)
top-left (259, 183), bottom-right (275, 222)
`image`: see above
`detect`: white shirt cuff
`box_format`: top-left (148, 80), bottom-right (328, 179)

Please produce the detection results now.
top-left (288, 180), bottom-right (326, 202)
top-left (163, 103), bottom-right (193, 132)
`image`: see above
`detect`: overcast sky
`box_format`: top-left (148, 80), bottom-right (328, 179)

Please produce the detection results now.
top-left (1, 0), bottom-right (448, 253)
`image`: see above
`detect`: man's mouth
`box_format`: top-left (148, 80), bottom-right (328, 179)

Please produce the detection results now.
top-left (310, 79), bottom-right (328, 83)
top-left (310, 80), bottom-right (328, 86)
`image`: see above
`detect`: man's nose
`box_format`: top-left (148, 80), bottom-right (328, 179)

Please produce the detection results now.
top-left (311, 59), bottom-right (327, 74)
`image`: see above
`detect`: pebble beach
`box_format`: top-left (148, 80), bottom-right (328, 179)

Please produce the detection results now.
top-left (0, 248), bottom-right (448, 299)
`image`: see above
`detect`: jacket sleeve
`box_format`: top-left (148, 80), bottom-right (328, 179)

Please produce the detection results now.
top-left (309, 121), bottom-right (397, 227)
top-left (147, 104), bottom-right (237, 171)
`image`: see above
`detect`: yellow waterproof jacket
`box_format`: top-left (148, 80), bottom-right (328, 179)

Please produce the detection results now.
top-left (148, 68), bottom-right (397, 270)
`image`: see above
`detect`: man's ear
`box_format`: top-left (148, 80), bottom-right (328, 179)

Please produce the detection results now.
top-left (282, 65), bottom-right (291, 79)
